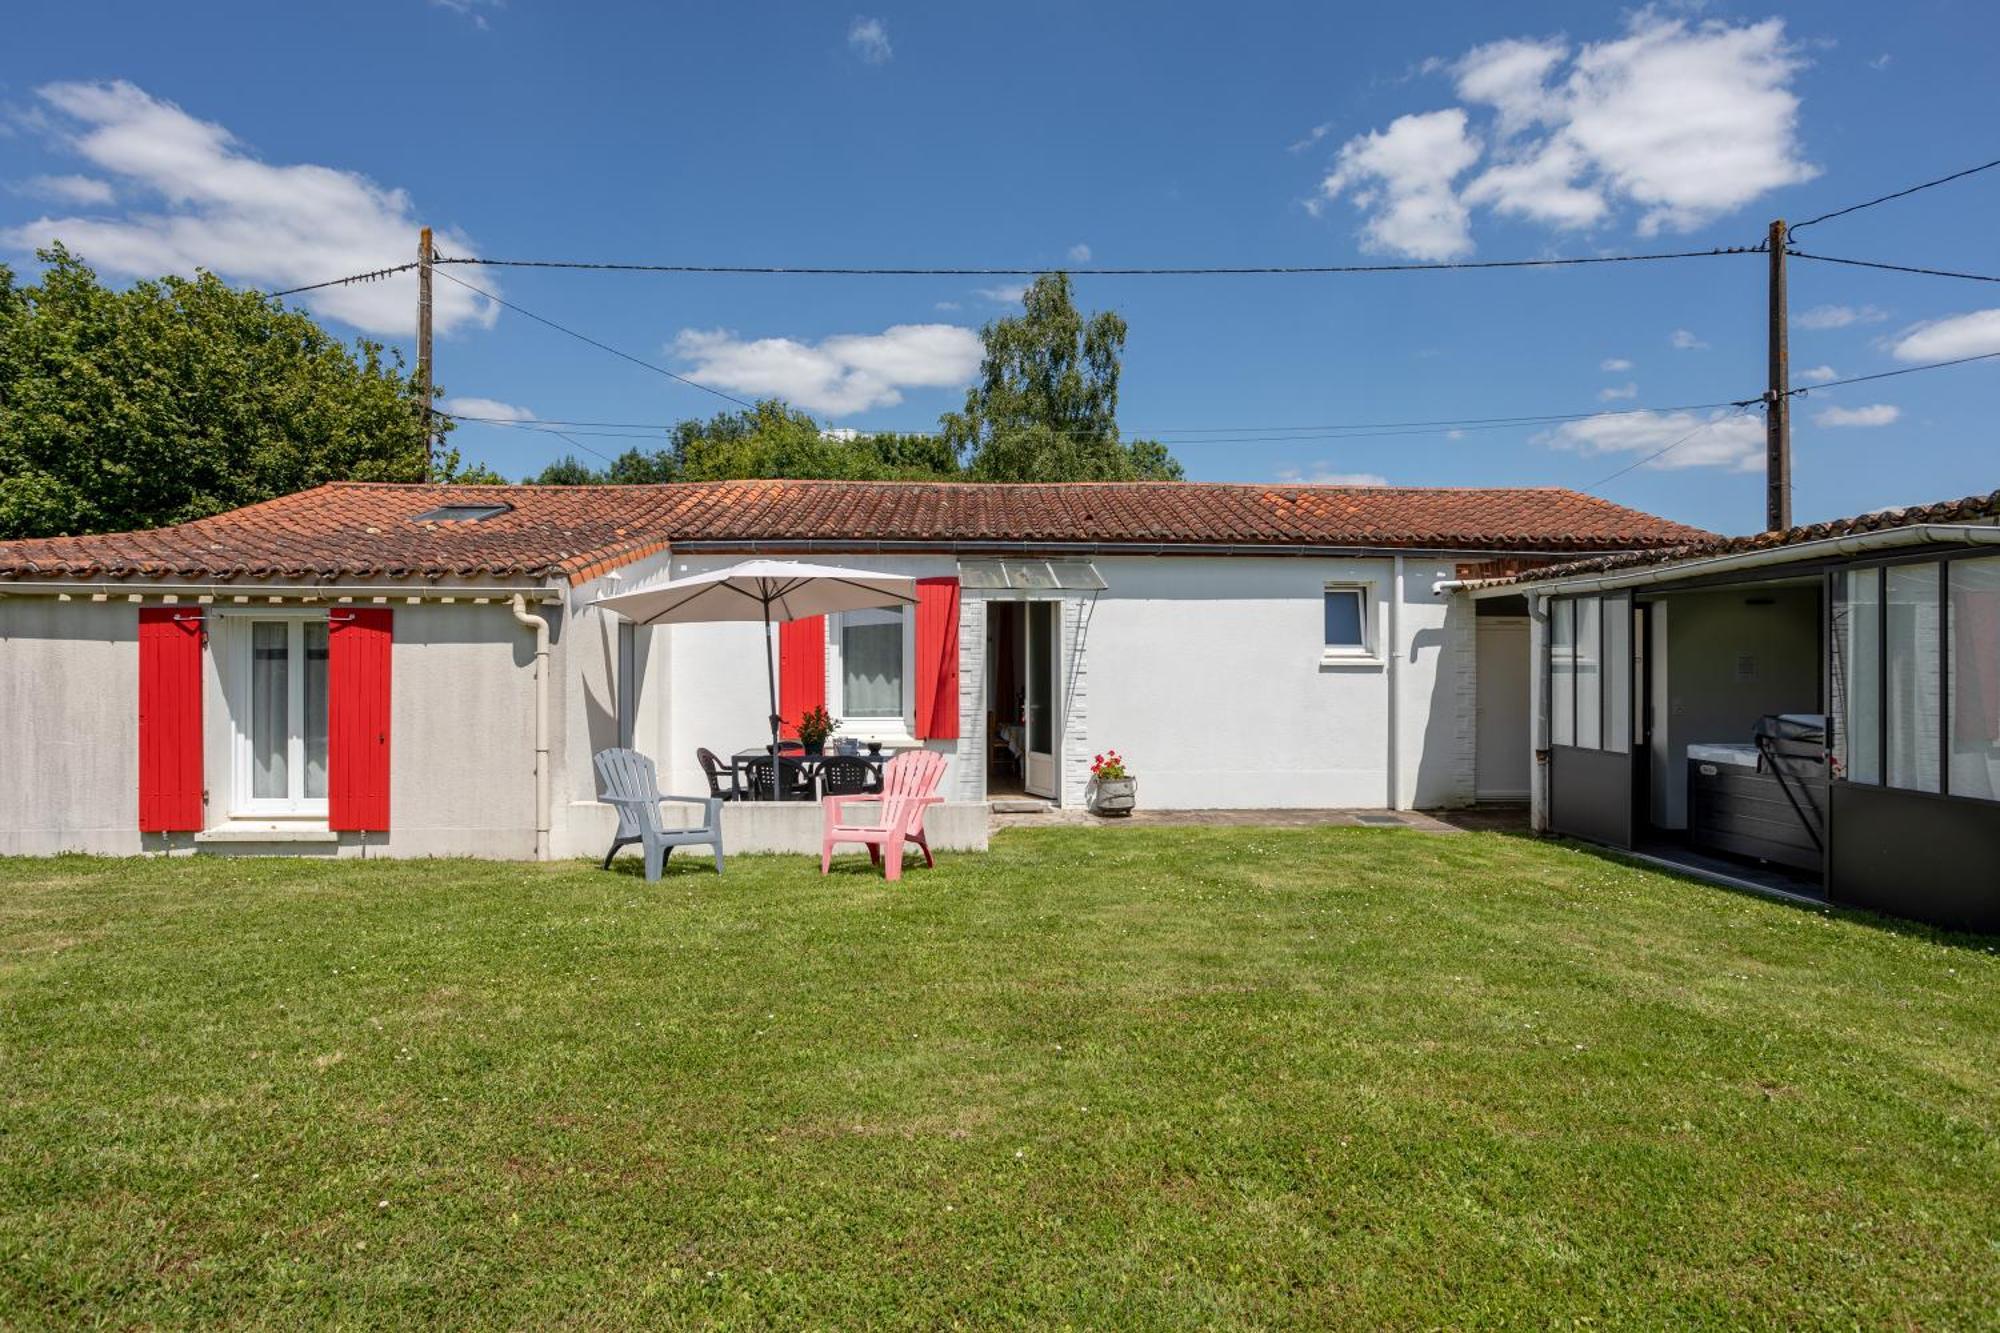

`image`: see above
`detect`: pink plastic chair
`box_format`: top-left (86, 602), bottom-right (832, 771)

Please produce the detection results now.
top-left (820, 750), bottom-right (947, 881)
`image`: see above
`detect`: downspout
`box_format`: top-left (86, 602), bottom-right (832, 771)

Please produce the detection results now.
top-left (1387, 555), bottom-right (1404, 811)
top-left (1528, 593), bottom-right (1550, 834)
top-left (510, 595), bottom-right (551, 860)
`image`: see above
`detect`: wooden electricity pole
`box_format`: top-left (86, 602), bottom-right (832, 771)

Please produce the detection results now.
top-left (1764, 217), bottom-right (1791, 532)
top-left (417, 226), bottom-right (435, 483)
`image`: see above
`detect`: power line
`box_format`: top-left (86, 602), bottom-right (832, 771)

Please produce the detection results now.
top-left (439, 397), bottom-right (1757, 449)
top-left (429, 267), bottom-right (757, 409)
top-left (1787, 156), bottom-right (2000, 236)
top-left (1786, 249), bottom-right (2000, 284)
top-left (1784, 348), bottom-right (2000, 396)
top-left (464, 415), bottom-right (624, 467)
top-left (264, 261), bottom-right (422, 300)
top-left (431, 247), bottom-right (1755, 279)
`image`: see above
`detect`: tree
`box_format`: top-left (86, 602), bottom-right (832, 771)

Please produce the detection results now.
top-left (526, 401), bottom-right (963, 485)
top-left (0, 246), bottom-right (487, 539)
top-left (941, 273), bottom-right (1183, 482)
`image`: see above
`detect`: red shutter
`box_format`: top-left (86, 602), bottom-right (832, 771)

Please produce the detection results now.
top-left (137, 607), bottom-right (205, 832)
top-left (777, 616), bottom-right (826, 738)
top-left (915, 577), bottom-right (961, 740)
top-left (328, 609), bottom-right (392, 831)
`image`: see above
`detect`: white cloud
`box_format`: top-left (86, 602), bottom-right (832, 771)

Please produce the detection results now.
top-left (1288, 122), bottom-right (1334, 154)
top-left (1277, 466), bottom-right (1390, 486)
top-left (16, 173), bottom-right (115, 205)
top-left (848, 16), bottom-right (892, 64)
top-left (1891, 309), bottom-right (2000, 362)
top-left (671, 323), bottom-right (982, 416)
top-left (1316, 13), bottom-right (1815, 255)
top-left (1, 81), bottom-right (495, 338)
top-left (933, 300), bottom-right (960, 311)
top-left (1600, 357), bottom-right (1634, 372)
top-left (1067, 242), bottom-right (1092, 264)
top-left (1798, 364), bottom-right (1837, 383)
top-left (1794, 303), bottom-right (1887, 330)
top-left (1869, 52), bottom-right (1893, 70)
top-left (1670, 328), bottom-right (1708, 350)
top-left (1598, 381), bottom-right (1639, 401)
top-left (444, 396), bottom-right (534, 422)
top-left (431, 0), bottom-right (502, 29)
top-left (1315, 108), bottom-right (1481, 260)
top-left (1541, 408), bottom-right (1765, 471)
top-left (1813, 403), bottom-right (1899, 428)
top-left (976, 283), bottom-right (1028, 304)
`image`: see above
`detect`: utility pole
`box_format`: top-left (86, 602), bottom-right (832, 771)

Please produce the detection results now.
top-left (1764, 217), bottom-right (1790, 532)
top-left (417, 225), bottom-right (435, 483)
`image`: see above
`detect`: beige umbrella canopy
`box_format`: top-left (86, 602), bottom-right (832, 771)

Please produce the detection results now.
top-left (594, 560), bottom-right (918, 799)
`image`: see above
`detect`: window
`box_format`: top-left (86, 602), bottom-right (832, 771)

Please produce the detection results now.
top-left (411, 502), bottom-right (512, 523)
top-left (837, 606), bottom-right (906, 721)
top-left (235, 616), bottom-right (329, 815)
top-left (1549, 596), bottom-right (1575, 747)
top-left (1948, 556), bottom-right (2000, 800)
top-left (1833, 568), bottom-right (1881, 783)
top-left (1323, 586), bottom-right (1368, 655)
top-left (1886, 562), bottom-right (1942, 793)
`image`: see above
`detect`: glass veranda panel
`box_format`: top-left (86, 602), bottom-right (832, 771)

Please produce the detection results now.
top-left (1833, 568), bottom-right (1881, 784)
top-left (1604, 593), bottom-right (1632, 751)
top-left (1886, 563), bottom-right (1941, 793)
top-left (1575, 596), bottom-right (1602, 750)
top-left (1549, 598), bottom-right (1575, 747)
top-left (1948, 555), bottom-right (2000, 800)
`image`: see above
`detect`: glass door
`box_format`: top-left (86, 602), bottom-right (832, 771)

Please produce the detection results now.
top-left (234, 615), bottom-right (330, 817)
top-left (1024, 601), bottom-right (1058, 799)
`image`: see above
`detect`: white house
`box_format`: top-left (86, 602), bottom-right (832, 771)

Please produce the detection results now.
top-left (0, 478), bottom-right (1705, 859)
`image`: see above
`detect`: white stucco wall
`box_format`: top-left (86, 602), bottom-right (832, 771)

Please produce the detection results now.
top-left (0, 594), bottom-right (542, 858)
top-left (0, 597), bottom-right (143, 855)
top-left (1082, 555), bottom-right (1474, 809)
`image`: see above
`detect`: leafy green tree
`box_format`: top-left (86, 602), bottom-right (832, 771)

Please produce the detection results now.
top-left (528, 402), bottom-right (963, 485)
top-left (0, 246), bottom-right (487, 538)
top-left (941, 272), bottom-right (1183, 482)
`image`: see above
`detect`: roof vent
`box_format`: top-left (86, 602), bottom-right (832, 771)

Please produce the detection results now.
top-left (412, 502), bottom-right (513, 524)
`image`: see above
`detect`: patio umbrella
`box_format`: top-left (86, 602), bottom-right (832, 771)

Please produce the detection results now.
top-left (594, 560), bottom-right (918, 801)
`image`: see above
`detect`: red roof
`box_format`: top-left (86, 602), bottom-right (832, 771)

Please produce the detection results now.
top-left (0, 480), bottom-right (1713, 585)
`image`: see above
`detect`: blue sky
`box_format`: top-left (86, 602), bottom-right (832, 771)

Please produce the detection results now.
top-left (2, 0), bottom-right (1995, 535)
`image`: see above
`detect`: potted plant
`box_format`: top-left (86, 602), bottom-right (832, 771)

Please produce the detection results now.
top-left (1088, 750), bottom-right (1136, 816)
top-left (795, 705), bottom-right (838, 756)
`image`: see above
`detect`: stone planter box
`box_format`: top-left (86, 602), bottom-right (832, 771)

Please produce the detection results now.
top-left (1090, 776), bottom-right (1137, 816)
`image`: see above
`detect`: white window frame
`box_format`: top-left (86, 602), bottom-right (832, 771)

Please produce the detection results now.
top-left (220, 609), bottom-right (330, 820)
top-left (1321, 583), bottom-right (1380, 665)
top-left (827, 605), bottom-right (918, 742)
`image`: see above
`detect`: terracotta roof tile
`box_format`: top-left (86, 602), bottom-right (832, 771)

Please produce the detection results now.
top-left (0, 479), bottom-right (1713, 585)
top-left (1470, 487), bottom-right (2000, 588)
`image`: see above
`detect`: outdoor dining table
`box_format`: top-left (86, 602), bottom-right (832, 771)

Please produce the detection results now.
top-left (729, 748), bottom-right (888, 801)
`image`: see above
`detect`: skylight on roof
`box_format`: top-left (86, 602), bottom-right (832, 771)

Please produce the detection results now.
top-left (412, 502), bottom-right (513, 524)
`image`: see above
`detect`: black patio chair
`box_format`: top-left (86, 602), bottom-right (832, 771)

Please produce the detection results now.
top-left (742, 755), bottom-right (814, 802)
top-left (817, 755), bottom-right (881, 798)
top-left (696, 747), bottom-right (741, 802)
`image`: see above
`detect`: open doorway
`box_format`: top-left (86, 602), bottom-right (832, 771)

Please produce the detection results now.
top-left (1635, 578), bottom-right (1827, 896)
top-left (985, 601), bottom-right (1060, 802)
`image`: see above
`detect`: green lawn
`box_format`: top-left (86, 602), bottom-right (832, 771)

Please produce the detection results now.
top-left (1, 829), bottom-right (1995, 1329)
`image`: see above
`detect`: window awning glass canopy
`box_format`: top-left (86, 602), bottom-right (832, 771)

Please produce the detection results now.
top-left (958, 559), bottom-right (1106, 593)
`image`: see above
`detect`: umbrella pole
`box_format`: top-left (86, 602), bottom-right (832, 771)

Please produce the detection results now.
top-left (764, 602), bottom-right (782, 802)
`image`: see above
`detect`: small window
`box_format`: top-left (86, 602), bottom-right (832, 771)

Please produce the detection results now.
top-left (412, 502), bottom-right (512, 524)
top-left (839, 607), bottom-right (906, 719)
top-left (1323, 586), bottom-right (1368, 653)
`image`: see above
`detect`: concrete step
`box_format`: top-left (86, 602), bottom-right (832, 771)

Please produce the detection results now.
top-left (990, 798), bottom-right (1054, 815)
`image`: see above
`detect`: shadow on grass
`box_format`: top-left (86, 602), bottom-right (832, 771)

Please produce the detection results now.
top-left (1559, 837), bottom-right (2000, 953)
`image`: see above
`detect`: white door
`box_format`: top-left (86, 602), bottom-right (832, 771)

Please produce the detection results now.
top-left (1024, 601), bottom-right (1059, 799)
top-left (1476, 617), bottom-right (1531, 801)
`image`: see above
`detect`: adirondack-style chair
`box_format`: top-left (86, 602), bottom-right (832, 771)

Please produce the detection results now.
top-left (594, 748), bottom-right (725, 881)
top-left (820, 749), bottom-right (947, 882)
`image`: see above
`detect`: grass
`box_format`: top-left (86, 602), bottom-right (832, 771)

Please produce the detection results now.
top-left (1, 827), bottom-right (1995, 1329)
